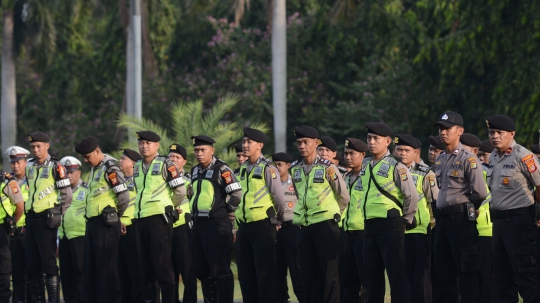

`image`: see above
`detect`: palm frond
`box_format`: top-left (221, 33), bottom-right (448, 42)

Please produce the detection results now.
top-left (201, 94), bottom-right (238, 133)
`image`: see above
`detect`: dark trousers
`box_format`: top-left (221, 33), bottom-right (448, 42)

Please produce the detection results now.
top-left (364, 217), bottom-right (411, 303)
top-left (236, 219), bottom-right (277, 303)
top-left (26, 216), bottom-right (59, 279)
top-left (0, 225), bottom-right (11, 302)
top-left (172, 224), bottom-right (197, 303)
top-left (276, 223), bottom-right (304, 303)
top-left (434, 213), bottom-right (480, 303)
top-left (118, 224), bottom-right (143, 303)
top-left (59, 236), bottom-right (85, 303)
top-left (430, 229), bottom-right (438, 303)
top-left (478, 236), bottom-right (497, 303)
top-left (343, 230), bottom-right (364, 303)
top-left (136, 215), bottom-right (175, 303)
top-left (339, 228), bottom-right (349, 303)
top-left (405, 233), bottom-right (432, 303)
top-left (10, 227), bottom-right (28, 302)
top-left (84, 217), bottom-right (120, 303)
top-left (297, 219), bottom-right (340, 303)
top-left (492, 214), bottom-right (540, 303)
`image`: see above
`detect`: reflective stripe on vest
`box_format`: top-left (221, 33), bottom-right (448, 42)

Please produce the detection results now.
top-left (59, 185), bottom-right (88, 239)
top-left (26, 162), bottom-right (58, 213)
top-left (120, 177), bottom-right (137, 226)
top-left (134, 157), bottom-right (173, 219)
top-left (86, 165), bottom-right (117, 218)
top-left (406, 169), bottom-right (430, 234)
top-left (14, 180), bottom-right (28, 227)
top-left (0, 182), bottom-right (12, 222)
top-left (236, 161), bottom-right (275, 223)
top-left (173, 177), bottom-right (191, 227)
top-left (190, 163), bottom-right (226, 218)
top-left (343, 174), bottom-right (364, 231)
top-left (477, 168), bottom-right (492, 237)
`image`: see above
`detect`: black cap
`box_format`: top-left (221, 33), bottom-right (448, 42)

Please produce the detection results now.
top-left (365, 122), bottom-right (393, 137)
top-left (234, 143), bottom-right (243, 153)
top-left (414, 138), bottom-right (422, 149)
top-left (168, 143), bottom-right (187, 159)
top-left (27, 131), bottom-right (49, 143)
top-left (75, 136), bottom-right (99, 155)
top-left (485, 115), bottom-right (516, 132)
top-left (294, 125), bottom-right (319, 139)
top-left (393, 134), bottom-right (419, 149)
top-left (136, 131), bottom-right (161, 142)
top-left (434, 111), bottom-right (464, 128)
top-left (191, 135), bottom-right (216, 147)
top-left (123, 148), bottom-right (142, 162)
top-left (344, 137), bottom-right (368, 152)
top-left (531, 144), bottom-right (540, 155)
top-left (460, 133), bottom-right (482, 148)
top-left (272, 152), bottom-right (293, 163)
top-left (319, 136), bottom-right (337, 152)
top-left (243, 127), bottom-right (268, 143)
top-left (428, 135), bottom-right (445, 150)
top-left (479, 140), bottom-right (494, 153)
top-left (335, 152), bottom-right (347, 167)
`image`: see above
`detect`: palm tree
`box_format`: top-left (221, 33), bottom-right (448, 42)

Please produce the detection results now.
top-left (117, 95), bottom-right (268, 170)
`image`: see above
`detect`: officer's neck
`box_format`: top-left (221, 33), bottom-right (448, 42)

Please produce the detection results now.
top-left (372, 149), bottom-right (388, 161)
top-left (36, 154), bottom-right (50, 165)
top-left (248, 152), bottom-right (261, 165)
top-left (143, 154), bottom-right (158, 166)
top-left (351, 164), bottom-right (362, 175)
top-left (280, 173), bottom-right (289, 182)
top-left (402, 161), bottom-right (414, 168)
top-left (303, 152), bottom-right (317, 165)
top-left (70, 179), bottom-right (80, 190)
top-left (14, 173), bottom-right (25, 180)
top-left (445, 140), bottom-right (460, 154)
top-left (122, 167), bottom-right (134, 178)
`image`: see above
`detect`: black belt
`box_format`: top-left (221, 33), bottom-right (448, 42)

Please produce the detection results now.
top-left (86, 216), bottom-right (101, 222)
top-left (281, 220), bottom-right (293, 228)
top-left (433, 204), bottom-right (468, 216)
top-left (490, 206), bottom-right (533, 219)
top-left (26, 210), bottom-right (49, 218)
top-left (192, 215), bottom-right (211, 222)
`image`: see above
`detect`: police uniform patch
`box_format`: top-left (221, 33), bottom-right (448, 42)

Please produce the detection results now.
top-left (314, 169), bottom-right (325, 183)
top-left (205, 170), bottom-right (214, 178)
top-left (412, 175), bottom-right (418, 186)
top-left (269, 168), bottom-right (278, 179)
top-left (502, 177), bottom-right (510, 185)
top-left (221, 171), bottom-right (233, 184)
top-left (293, 170), bottom-right (302, 182)
top-left (56, 164), bottom-right (67, 179)
top-left (451, 170), bottom-right (459, 177)
top-left (108, 172), bottom-right (119, 186)
top-left (287, 202), bottom-right (294, 209)
top-left (466, 157), bottom-right (477, 169)
top-left (398, 168), bottom-right (408, 181)
top-left (9, 182), bottom-right (19, 194)
top-left (326, 167), bottom-right (337, 181)
top-left (167, 166), bottom-right (178, 178)
top-left (428, 175), bottom-right (436, 187)
top-left (377, 164), bottom-right (390, 178)
top-left (455, 161), bottom-right (461, 164)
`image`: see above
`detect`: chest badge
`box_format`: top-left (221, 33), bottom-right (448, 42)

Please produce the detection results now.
top-left (502, 177), bottom-right (510, 185)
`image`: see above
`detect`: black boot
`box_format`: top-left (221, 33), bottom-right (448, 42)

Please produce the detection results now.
top-left (215, 275), bottom-right (233, 303)
top-left (11, 281), bottom-right (25, 303)
top-left (28, 278), bottom-right (45, 303)
top-left (45, 275), bottom-right (60, 303)
top-left (200, 277), bottom-right (216, 303)
top-left (160, 283), bottom-right (176, 303)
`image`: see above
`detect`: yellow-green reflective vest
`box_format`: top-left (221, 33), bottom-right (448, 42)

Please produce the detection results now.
top-left (173, 176), bottom-right (191, 227)
top-left (290, 159), bottom-right (340, 226)
top-left (190, 161), bottom-right (231, 219)
top-left (26, 160), bottom-right (60, 213)
top-left (477, 167), bottom-right (492, 237)
top-left (406, 166), bottom-right (430, 234)
top-left (15, 179), bottom-right (29, 227)
top-left (86, 164), bottom-right (118, 218)
top-left (134, 157), bottom-right (173, 219)
top-left (361, 156), bottom-right (404, 220)
top-left (0, 182), bottom-right (14, 222)
top-left (59, 183), bottom-right (88, 239)
top-left (121, 177), bottom-right (137, 226)
top-left (236, 161), bottom-right (275, 223)
top-left (343, 173), bottom-right (364, 231)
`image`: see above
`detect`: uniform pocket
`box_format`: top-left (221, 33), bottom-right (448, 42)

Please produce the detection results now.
top-left (499, 169), bottom-right (515, 188)
top-left (459, 245), bottom-right (480, 272)
top-left (446, 170), bottom-right (464, 188)
top-left (516, 245), bottom-right (538, 273)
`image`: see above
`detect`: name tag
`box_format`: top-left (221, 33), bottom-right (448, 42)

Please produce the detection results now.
top-left (134, 166), bottom-right (139, 177)
top-left (377, 163), bottom-right (390, 178)
top-left (253, 166), bottom-right (263, 179)
top-left (168, 178), bottom-right (185, 188)
top-left (313, 169), bottom-right (324, 183)
top-left (40, 167), bottom-right (50, 179)
top-left (353, 180), bottom-right (363, 191)
top-left (28, 167), bottom-right (35, 180)
top-left (205, 170), bottom-right (214, 179)
top-left (112, 184), bottom-right (128, 194)
top-left (151, 163), bottom-right (161, 175)
top-left (76, 190), bottom-right (86, 201)
top-left (94, 170), bottom-right (102, 182)
top-left (293, 170), bottom-right (302, 182)
top-left (412, 175), bottom-right (418, 186)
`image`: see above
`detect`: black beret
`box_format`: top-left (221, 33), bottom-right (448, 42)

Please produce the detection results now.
top-left (460, 133), bottom-right (482, 148)
top-left (272, 152), bottom-right (293, 163)
top-left (75, 136), bottom-right (99, 155)
top-left (479, 140), bottom-right (493, 153)
top-left (428, 135), bottom-right (445, 150)
top-left (335, 152), bottom-right (348, 167)
top-left (485, 115), bottom-right (516, 132)
top-left (234, 143), bottom-right (243, 153)
top-left (191, 135), bottom-right (216, 147)
top-left (319, 136), bottom-right (337, 152)
top-left (365, 122), bottom-right (393, 137)
top-left (28, 131), bottom-right (49, 143)
top-left (434, 111), bottom-right (464, 128)
top-left (393, 134), bottom-right (418, 149)
top-left (414, 138), bottom-right (422, 149)
top-left (294, 125), bottom-right (319, 139)
top-left (530, 144), bottom-right (540, 155)
top-left (344, 137), bottom-right (368, 152)
top-left (136, 131), bottom-right (161, 142)
top-left (123, 148), bottom-right (142, 162)
top-left (168, 143), bottom-right (187, 159)
top-left (243, 127), bottom-right (268, 143)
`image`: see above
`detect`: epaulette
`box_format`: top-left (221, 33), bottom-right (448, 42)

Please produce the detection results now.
top-left (81, 182), bottom-right (89, 189)
top-left (386, 156), bottom-right (398, 166)
top-left (183, 172), bottom-right (192, 179)
top-left (318, 158), bottom-right (332, 167)
top-left (50, 156), bottom-right (59, 162)
top-left (362, 156), bottom-right (372, 164)
top-left (103, 159), bottom-right (118, 170)
top-left (156, 155), bottom-right (167, 162)
top-left (215, 158), bottom-right (227, 165)
top-left (416, 164), bottom-right (430, 173)
top-left (261, 157), bottom-right (273, 165)
top-left (28, 158), bottom-right (36, 163)
top-left (290, 159), bottom-right (301, 167)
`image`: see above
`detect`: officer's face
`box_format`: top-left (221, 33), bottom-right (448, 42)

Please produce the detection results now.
top-left (488, 129), bottom-right (515, 151)
top-left (477, 151), bottom-right (488, 164)
top-left (461, 144), bottom-right (479, 156)
top-left (242, 138), bottom-right (263, 158)
top-left (317, 146), bottom-right (336, 161)
top-left (428, 145), bottom-right (442, 164)
top-left (296, 138), bottom-right (318, 157)
top-left (67, 170), bottom-right (81, 187)
top-left (274, 161), bottom-right (291, 179)
top-left (366, 134), bottom-right (391, 156)
top-left (119, 155), bottom-right (135, 173)
top-left (438, 125), bottom-right (463, 146)
top-left (395, 146), bottom-right (415, 166)
top-left (236, 152), bottom-right (247, 166)
top-left (82, 150), bottom-right (102, 167)
top-left (168, 152), bottom-right (186, 171)
top-left (138, 141), bottom-right (160, 157)
top-left (30, 142), bottom-right (49, 160)
top-left (194, 145), bottom-right (214, 166)
top-left (10, 159), bottom-right (27, 178)
top-left (344, 148), bottom-right (365, 171)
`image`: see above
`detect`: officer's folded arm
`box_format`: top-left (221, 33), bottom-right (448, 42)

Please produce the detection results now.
top-left (394, 163), bottom-right (419, 225)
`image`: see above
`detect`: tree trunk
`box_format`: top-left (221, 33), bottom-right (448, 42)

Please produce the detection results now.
top-left (271, 0), bottom-right (286, 152)
top-left (2, 9), bottom-right (16, 167)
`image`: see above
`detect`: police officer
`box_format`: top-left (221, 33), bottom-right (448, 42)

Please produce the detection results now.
top-left (290, 125), bottom-right (350, 303)
top-left (189, 135), bottom-right (242, 303)
top-left (334, 152), bottom-right (350, 176)
top-left (414, 138), bottom-right (428, 167)
top-left (432, 111), bottom-right (488, 302)
top-left (341, 137), bottom-right (369, 302)
top-left (361, 123), bottom-right (418, 303)
top-left (318, 136), bottom-right (338, 161)
top-left (168, 143), bottom-right (197, 303)
top-left (427, 135), bottom-right (445, 165)
top-left (25, 131), bottom-right (72, 303)
top-left (0, 169), bottom-right (24, 303)
top-left (57, 156), bottom-right (87, 303)
top-left (394, 134), bottom-right (438, 303)
top-left (5, 146), bottom-right (30, 303)
top-left (235, 128), bottom-right (285, 303)
top-left (486, 115), bottom-right (540, 302)
top-left (117, 148), bottom-right (144, 303)
top-left (272, 152), bottom-right (304, 303)
top-left (234, 143), bottom-right (246, 176)
top-left (133, 131), bottom-right (186, 303)
top-left (478, 140), bottom-right (494, 165)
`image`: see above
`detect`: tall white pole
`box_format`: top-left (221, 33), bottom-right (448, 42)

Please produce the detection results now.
top-left (132, 0), bottom-right (142, 119)
top-left (126, 18), bottom-right (134, 117)
top-left (271, 0), bottom-right (287, 152)
top-left (1, 10), bottom-right (16, 166)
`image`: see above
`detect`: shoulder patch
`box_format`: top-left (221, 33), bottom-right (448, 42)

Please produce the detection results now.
top-left (221, 170), bottom-right (234, 184)
top-left (269, 167), bottom-right (278, 179)
top-left (398, 168), bottom-right (408, 181)
top-left (326, 166), bottom-right (338, 180)
top-left (387, 156), bottom-right (398, 166)
top-left (318, 158), bottom-right (331, 167)
top-left (56, 163), bottom-right (67, 179)
top-left (81, 182), bottom-right (89, 189)
top-left (9, 181), bottom-right (19, 194)
top-left (467, 157), bottom-right (478, 169)
top-left (108, 171), bottom-right (119, 186)
top-left (290, 159), bottom-right (301, 167)
top-left (522, 153), bottom-right (538, 173)
top-left (522, 154), bottom-right (534, 162)
top-left (428, 175), bottom-right (436, 187)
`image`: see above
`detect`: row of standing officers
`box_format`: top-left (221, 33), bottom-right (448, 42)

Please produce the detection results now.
top-left (0, 110), bottom-right (539, 303)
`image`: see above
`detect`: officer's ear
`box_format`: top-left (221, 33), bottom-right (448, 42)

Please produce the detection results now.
top-left (509, 131), bottom-right (515, 138)
top-left (258, 142), bottom-right (264, 150)
top-left (384, 137), bottom-right (392, 147)
top-left (156, 142), bottom-right (160, 150)
top-left (45, 142), bottom-right (50, 150)
top-left (456, 126), bottom-right (464, 136)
